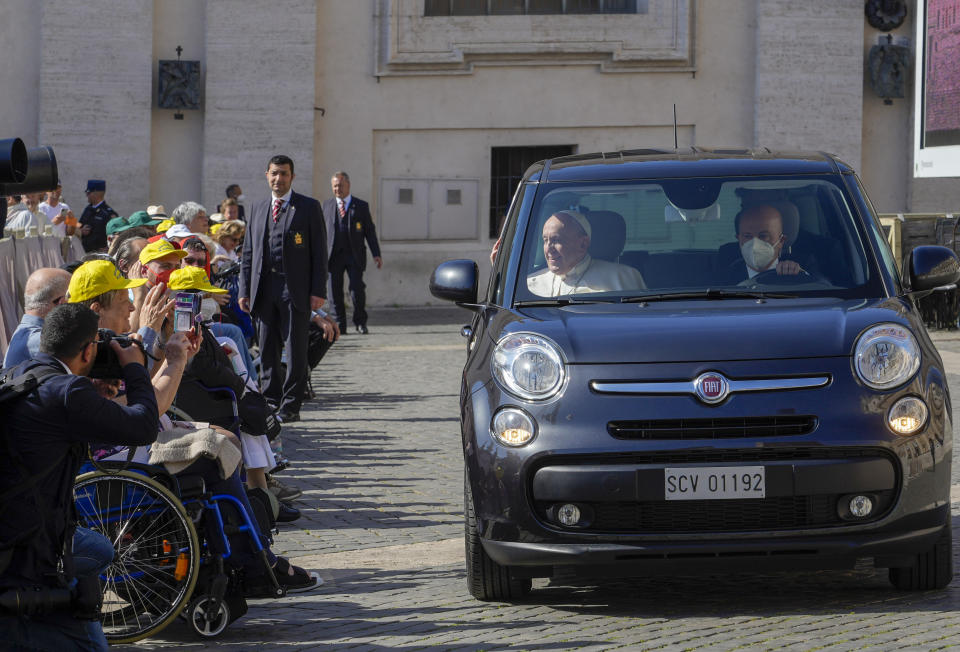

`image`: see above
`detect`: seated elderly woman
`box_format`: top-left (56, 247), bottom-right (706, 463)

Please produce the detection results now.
top-left (65, 259), bottom-right (320, 593)
top-left (527, 210), bottom-right (645, 296)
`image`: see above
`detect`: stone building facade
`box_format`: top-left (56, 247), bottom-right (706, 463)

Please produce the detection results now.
top-left (1, 0), bottom-right (956, 305)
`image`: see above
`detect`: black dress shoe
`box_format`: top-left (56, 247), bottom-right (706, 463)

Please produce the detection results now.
top-left (276, 502), bottom-right (301, 523)
top-left (278, 410), bottom-right (300, 423)
top-left (357, 324), bottom-right (369, 334)
top-left (338, 323), bottom-right (348, 334)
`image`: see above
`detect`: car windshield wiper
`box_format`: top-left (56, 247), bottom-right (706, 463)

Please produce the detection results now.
top-left (514, 297), bottom-right (613, 307)
top-left (620, 289), bottom-right (797, 303)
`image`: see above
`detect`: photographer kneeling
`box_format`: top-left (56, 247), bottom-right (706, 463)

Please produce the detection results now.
top-left (0, 303), bottom-right (159, 651)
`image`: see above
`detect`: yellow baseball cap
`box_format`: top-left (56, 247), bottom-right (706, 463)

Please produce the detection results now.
top-left (168, 266), bottom-right (228, 294)
top-left (68, 260), bottom-right (147, 303)
top-left (139, 238), bottom-right (188, 265)
top-left (156, 218), bottom-right (175, 234)
top-left (209, 222), bottom-right (223, 235)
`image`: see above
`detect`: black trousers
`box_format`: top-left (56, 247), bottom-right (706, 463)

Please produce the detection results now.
top-left (255, 275), bottom-right (309, 414)
top-left (329, 251), bottom-right (367, 327)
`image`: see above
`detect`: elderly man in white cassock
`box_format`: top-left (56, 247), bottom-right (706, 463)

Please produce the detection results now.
top-left (526, 210), bottom-right (645, 296)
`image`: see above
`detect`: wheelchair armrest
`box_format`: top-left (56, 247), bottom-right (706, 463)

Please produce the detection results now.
top-left (175, 473), bottom-right (206, 500)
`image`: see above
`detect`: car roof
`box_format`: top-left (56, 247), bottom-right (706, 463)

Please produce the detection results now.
top-left (524, 147), bottom-right (852, 182)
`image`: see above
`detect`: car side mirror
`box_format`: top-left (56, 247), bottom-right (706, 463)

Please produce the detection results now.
top-left (903, 245), bottom-right (960, 296)
top-left (430, 259), bottom-right (480, 309)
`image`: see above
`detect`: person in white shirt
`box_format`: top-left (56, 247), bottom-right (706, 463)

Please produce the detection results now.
top-left (5, 192), bottom-right (50, 235)
top-left (527, 210), bottom-right (645, 296)
top-left (38, 182), bottom-right (75, 237)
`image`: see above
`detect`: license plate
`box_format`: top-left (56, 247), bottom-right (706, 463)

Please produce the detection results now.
top-left (664, 466), bottom-right (765, 500)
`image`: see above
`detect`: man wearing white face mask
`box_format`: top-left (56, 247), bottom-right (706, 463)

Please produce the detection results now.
top-left (725, 204), bottom-right (808, 283)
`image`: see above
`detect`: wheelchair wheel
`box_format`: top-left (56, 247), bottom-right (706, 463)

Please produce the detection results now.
top-left (74, 470), bottom-right (201, 643)
top-left (188, 595), bottom-right (231, 637)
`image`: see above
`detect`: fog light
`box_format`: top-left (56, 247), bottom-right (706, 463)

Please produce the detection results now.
top-left (557, 503), bottom-right (581, 526)
top-left (887, 396), bottom-right (928, 435)
top-left (490, 407), bottom-right (536, 447)
top-left (849, 495), bottom-right (874, 518)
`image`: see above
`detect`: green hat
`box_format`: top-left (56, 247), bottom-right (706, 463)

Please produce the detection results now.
top-left (106, 216), bottom-right (131, 236)
top-left (127, 210), bottom-right (162, 228)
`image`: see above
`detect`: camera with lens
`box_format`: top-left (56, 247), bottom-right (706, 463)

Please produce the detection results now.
top-left (89, 329), bottom-right (145, 379)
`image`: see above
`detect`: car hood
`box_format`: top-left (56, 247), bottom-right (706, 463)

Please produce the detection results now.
top-left (492, 297), bottom-right (919, 364)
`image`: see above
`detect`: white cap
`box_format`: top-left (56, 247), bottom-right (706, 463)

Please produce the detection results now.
top-left (164, 224), bottom-right (194, 239)
top-left (552, 210), bottom-right (591, 238)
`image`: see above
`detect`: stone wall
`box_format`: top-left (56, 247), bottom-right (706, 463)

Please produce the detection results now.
top-left (38, 1), bottom-right (153, 216)
top-left (202, 0), bottom-right (317, 212)
top-left (754, 0), bottom-right (864, 170)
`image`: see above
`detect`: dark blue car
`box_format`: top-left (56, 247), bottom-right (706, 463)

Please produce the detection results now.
top-left (430, 148), bottom-right (960, 600)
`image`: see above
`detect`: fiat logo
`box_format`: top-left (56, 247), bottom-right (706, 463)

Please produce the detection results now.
top-left (695, 372), bottom-right (729, 404)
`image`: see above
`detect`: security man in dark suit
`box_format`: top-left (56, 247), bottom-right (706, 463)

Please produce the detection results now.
top-left (239, 155), bottom-right (327, 422)
top-left (0, 303), bottom-right (159, 650)
top-left (321, 171), bottom-right (382, 334)
top-left (718, 204), bottom-right (819, 285)
top-left (78, 179), bottom-right (118, 252)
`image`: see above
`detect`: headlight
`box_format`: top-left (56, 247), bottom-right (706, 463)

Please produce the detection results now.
top-left (491, 332), bottom-right (566, 400)
top-left (491, 407), bottom-right (537, 447)
top-left (854, 323), bottom-right (920, 390)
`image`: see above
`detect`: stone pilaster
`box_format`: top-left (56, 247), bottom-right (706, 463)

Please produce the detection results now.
top-left (38, 1), bottom-right (153, 215)
top-left (202, 0), bottom-right (317, 209)
top-left (755, 0), bottom-right (864, 168)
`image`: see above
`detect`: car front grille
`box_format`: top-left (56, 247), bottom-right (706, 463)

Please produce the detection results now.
top-left (530, 449), bottom-right (899, 534)
top-left (607, 416), bottom-right (817, 440)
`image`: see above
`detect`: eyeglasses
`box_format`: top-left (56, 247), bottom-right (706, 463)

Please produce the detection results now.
top-left (183, 257), bottom-right (206, 267)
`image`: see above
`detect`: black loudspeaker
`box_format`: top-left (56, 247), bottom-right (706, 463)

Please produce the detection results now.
top-left (0, 138), bottom-right (28, 187)
top-left (0, 143), bottom-right (58, 196)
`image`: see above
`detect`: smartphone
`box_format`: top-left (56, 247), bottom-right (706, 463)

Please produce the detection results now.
top-left (173, 291), bottom-right (201, 334)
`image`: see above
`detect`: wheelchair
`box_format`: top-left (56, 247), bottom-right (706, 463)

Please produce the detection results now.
top-left (73, 381), bottom-right (284, 643)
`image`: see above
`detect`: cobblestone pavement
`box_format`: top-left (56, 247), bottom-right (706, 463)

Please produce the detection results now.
top-left (122, 312), bottom-right (960, 651)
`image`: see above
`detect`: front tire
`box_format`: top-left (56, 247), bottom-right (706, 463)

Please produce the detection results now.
top-left (464, 472), bottom-right (532, 601)
top-left (889, 525), bottom-right (954, 590)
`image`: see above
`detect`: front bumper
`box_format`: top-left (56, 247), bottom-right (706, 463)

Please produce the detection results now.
top-left (482, 504), bottom-right (949, 574)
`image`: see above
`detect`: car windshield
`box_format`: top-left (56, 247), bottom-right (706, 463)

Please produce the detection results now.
top-left (514, 175), bottom-right (880, 303)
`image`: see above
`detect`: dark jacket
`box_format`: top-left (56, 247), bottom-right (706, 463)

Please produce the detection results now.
top-left (716, 241), bottom-right (821, 285)
top-left (322, 196), bottom-right (381, 272)
top-left (78, 201), bottom-right (118, 252)
top-left (173, 323), bottom-right (247, 429)
top-left (0, 354), bottom-right (158, 589)
top-left (239, 191), bottom-right (328, 313)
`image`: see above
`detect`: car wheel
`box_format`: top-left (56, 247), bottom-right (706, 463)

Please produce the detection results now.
top-left (464, 473), bottom-right (532, 601)
top-left (888, 525), bottom-right (954, 590)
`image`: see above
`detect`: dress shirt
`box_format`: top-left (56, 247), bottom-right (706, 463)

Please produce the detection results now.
top-left (271, 189), bottom-right (293, 212)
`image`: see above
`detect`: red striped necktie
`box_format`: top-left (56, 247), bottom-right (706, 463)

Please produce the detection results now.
top-left (272, 198), bottom-right (282, 222)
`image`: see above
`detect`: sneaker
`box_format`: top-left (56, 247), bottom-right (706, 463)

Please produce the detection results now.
top-left (267, 475), bottom-right (303, 501)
